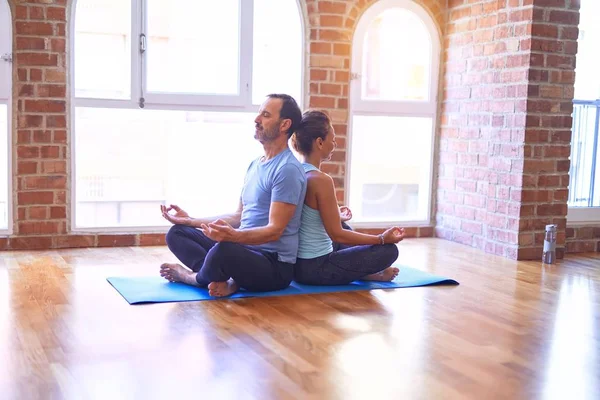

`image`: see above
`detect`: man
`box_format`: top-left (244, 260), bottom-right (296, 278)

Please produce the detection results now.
top-left (159, 94), bottom-right (306, 297)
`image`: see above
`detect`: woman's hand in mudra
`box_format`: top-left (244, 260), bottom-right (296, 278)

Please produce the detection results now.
top-left (381, 227), bottom-right (405, 244)
top-left (339, 206), bottom-right (353, 222)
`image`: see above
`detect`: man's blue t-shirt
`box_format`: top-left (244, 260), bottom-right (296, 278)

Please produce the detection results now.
top-left (240, 148), bottom-right (307, 264)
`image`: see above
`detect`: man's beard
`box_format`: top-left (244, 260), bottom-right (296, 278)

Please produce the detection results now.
top-left (254, 124), bottom-right (280, 143)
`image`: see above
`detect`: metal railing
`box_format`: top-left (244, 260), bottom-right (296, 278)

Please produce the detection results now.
top-left (569, 99), bottom-right (600, 207)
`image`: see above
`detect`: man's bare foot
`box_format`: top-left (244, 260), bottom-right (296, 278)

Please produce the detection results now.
top-left (208, 280), bottom-right (239, 297)
top-left (362, 267), bottom-right (400, 282)
top-left (160, 263), bottom-right (200, 286)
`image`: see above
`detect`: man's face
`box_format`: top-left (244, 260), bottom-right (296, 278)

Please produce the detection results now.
top-left (254, 98), bottom-right (284, 143)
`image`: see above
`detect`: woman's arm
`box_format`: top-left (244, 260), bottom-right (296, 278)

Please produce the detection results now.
top-left (312, 174), bottom-right (387, 245)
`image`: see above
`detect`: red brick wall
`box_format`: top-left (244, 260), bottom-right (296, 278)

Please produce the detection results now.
top-left (438, 0), bottom-right (582, 259)
top-left (438, 0), bottom-right (530, 259)
top-left (566, 226), bottom-right (600, 252)
top-left (6, 0), bottom-right (71, 249)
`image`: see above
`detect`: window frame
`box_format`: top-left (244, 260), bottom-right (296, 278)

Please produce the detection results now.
top-left (69, 0), bottom-right (306, 232)
top-left (568, 0), bottom-right (600, 225)
top-left (346, 0), bottom-right (441, 228)
top-left (0, 0), bottom-right (12, 235)
top-left (140, 0), bottom-right (252, 108)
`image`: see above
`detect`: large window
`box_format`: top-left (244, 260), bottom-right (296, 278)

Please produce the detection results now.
top-left (347, 0), bottom-right (440, 226)
top-left (72, 0), bottom-right (304, 230)
top-left (0, 0), bottom-right (11, 232)
top-left (568, 0), bottom-right (600, 224)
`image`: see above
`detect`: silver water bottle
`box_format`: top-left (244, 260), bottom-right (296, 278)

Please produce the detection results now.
top-left (542, 224), bottom-right (557, 264)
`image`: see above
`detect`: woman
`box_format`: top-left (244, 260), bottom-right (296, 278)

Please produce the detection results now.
top-left (291, 110), bottom-right (405, 285)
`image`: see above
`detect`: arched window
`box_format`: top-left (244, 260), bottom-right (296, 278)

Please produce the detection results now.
top-left (347, 0), bottom-right (440, 226)
top-left (72, 0), bottom-right (304, 230)
top-left (568, 0), bottom-right (600, 223)
top-left (0, 0), bottom-right (11, 232)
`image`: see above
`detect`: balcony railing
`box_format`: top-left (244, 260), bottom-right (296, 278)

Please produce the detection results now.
top-left (569, 99), bottom-right (600, 207)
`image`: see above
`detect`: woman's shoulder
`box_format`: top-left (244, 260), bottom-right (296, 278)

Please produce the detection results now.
top-left (306, 170), bottom-right (334, 188)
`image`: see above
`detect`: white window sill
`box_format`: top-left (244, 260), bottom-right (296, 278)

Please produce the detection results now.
top-left (567, 207), bottom-right (600, 226)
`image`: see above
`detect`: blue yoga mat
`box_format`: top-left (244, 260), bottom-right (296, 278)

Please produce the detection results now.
top-left (107, 266), bottom-right (458, 305)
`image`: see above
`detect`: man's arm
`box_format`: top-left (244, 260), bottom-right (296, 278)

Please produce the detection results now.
top-left (200, 163), bottom-right (304, 244)
top-left (233, 201), bottom-right (296, 244)
top-left (162, 199), bottom-right (243, 228)
top-left (199, 201), bottom-right (296, 244)
top-left (188, 198), bottom-right (243, 228)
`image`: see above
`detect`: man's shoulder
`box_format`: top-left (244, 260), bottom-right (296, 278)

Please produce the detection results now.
top-left (245, 157), bottom-right (260, 171)
top-left (273, 151), bottom-right (304, 175)
top-left (280, 149), bottom-right (302, 165)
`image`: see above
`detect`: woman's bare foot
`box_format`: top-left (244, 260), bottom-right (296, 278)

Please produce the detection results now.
top-left (208, 280), bottom-right (239, 297)
top-left (160, 263), bottom-right (200, 286)
top-left (362, 267), bottom-right (400, 282)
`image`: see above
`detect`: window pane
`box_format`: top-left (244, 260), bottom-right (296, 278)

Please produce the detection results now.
top-left (147, 0), bottom-right (240, 95)
top-left (569, 103), bottom-right (600, 207)
top-left (74, 107), bottom-right (262, 228)
top-left (362, 9), bottom-right (430, 101)
top-left (252, 0), bottom-right (302, 105)
top-left (74, 0), bottom-right (131, 99)
top-left (570, 0), bottom-right (600, 212)
top-left (574, 0), bottom-right (600, 101)
top-left (349, 116), bottom-right (433, 222)
top-left (0, 104), bottom-right (7, 229)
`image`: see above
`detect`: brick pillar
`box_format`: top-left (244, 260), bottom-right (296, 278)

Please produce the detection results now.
top-left (518, 0), bottom-right (579, 259)
top-left (11, 0), bottom-right (68, 249)
top-left (439, 0), bottom-right (579, 260)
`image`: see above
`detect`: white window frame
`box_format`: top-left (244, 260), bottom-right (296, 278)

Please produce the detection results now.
top-left (346, 0), bottom-right (441, 228)
top-left (0, 0), bottom-right (12, 235)
top-left (139, 0), bottom-right (251, 108)
top-left (70, 0), bottom-right (306, 232)
top-left (567, 0), bottom-right (600, 226)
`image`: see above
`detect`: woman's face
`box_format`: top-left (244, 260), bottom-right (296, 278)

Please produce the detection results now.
top-left (320, 124), bottom-right (337, 161)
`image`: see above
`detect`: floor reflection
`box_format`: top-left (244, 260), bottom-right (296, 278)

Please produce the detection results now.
top-left (544, 274), bottom-right (598, 400)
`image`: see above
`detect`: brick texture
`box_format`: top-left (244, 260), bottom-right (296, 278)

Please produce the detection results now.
top-left (519, 0), bottom-right (580, 259)
top-left (438, 0), bottom-right (532, 259)
top-left (9, 0), bottom-right (69, 246)
top-left (437, 0), bottom-right (582, 260)
top-left (566, 226), bottom-right (600, 253)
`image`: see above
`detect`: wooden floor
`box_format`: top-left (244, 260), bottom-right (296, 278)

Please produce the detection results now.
top-left (0, 239), bottom-right (598, 400)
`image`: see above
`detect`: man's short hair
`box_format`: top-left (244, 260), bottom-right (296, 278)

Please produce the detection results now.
top-left (267, 94), bottom-right (302, 138)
